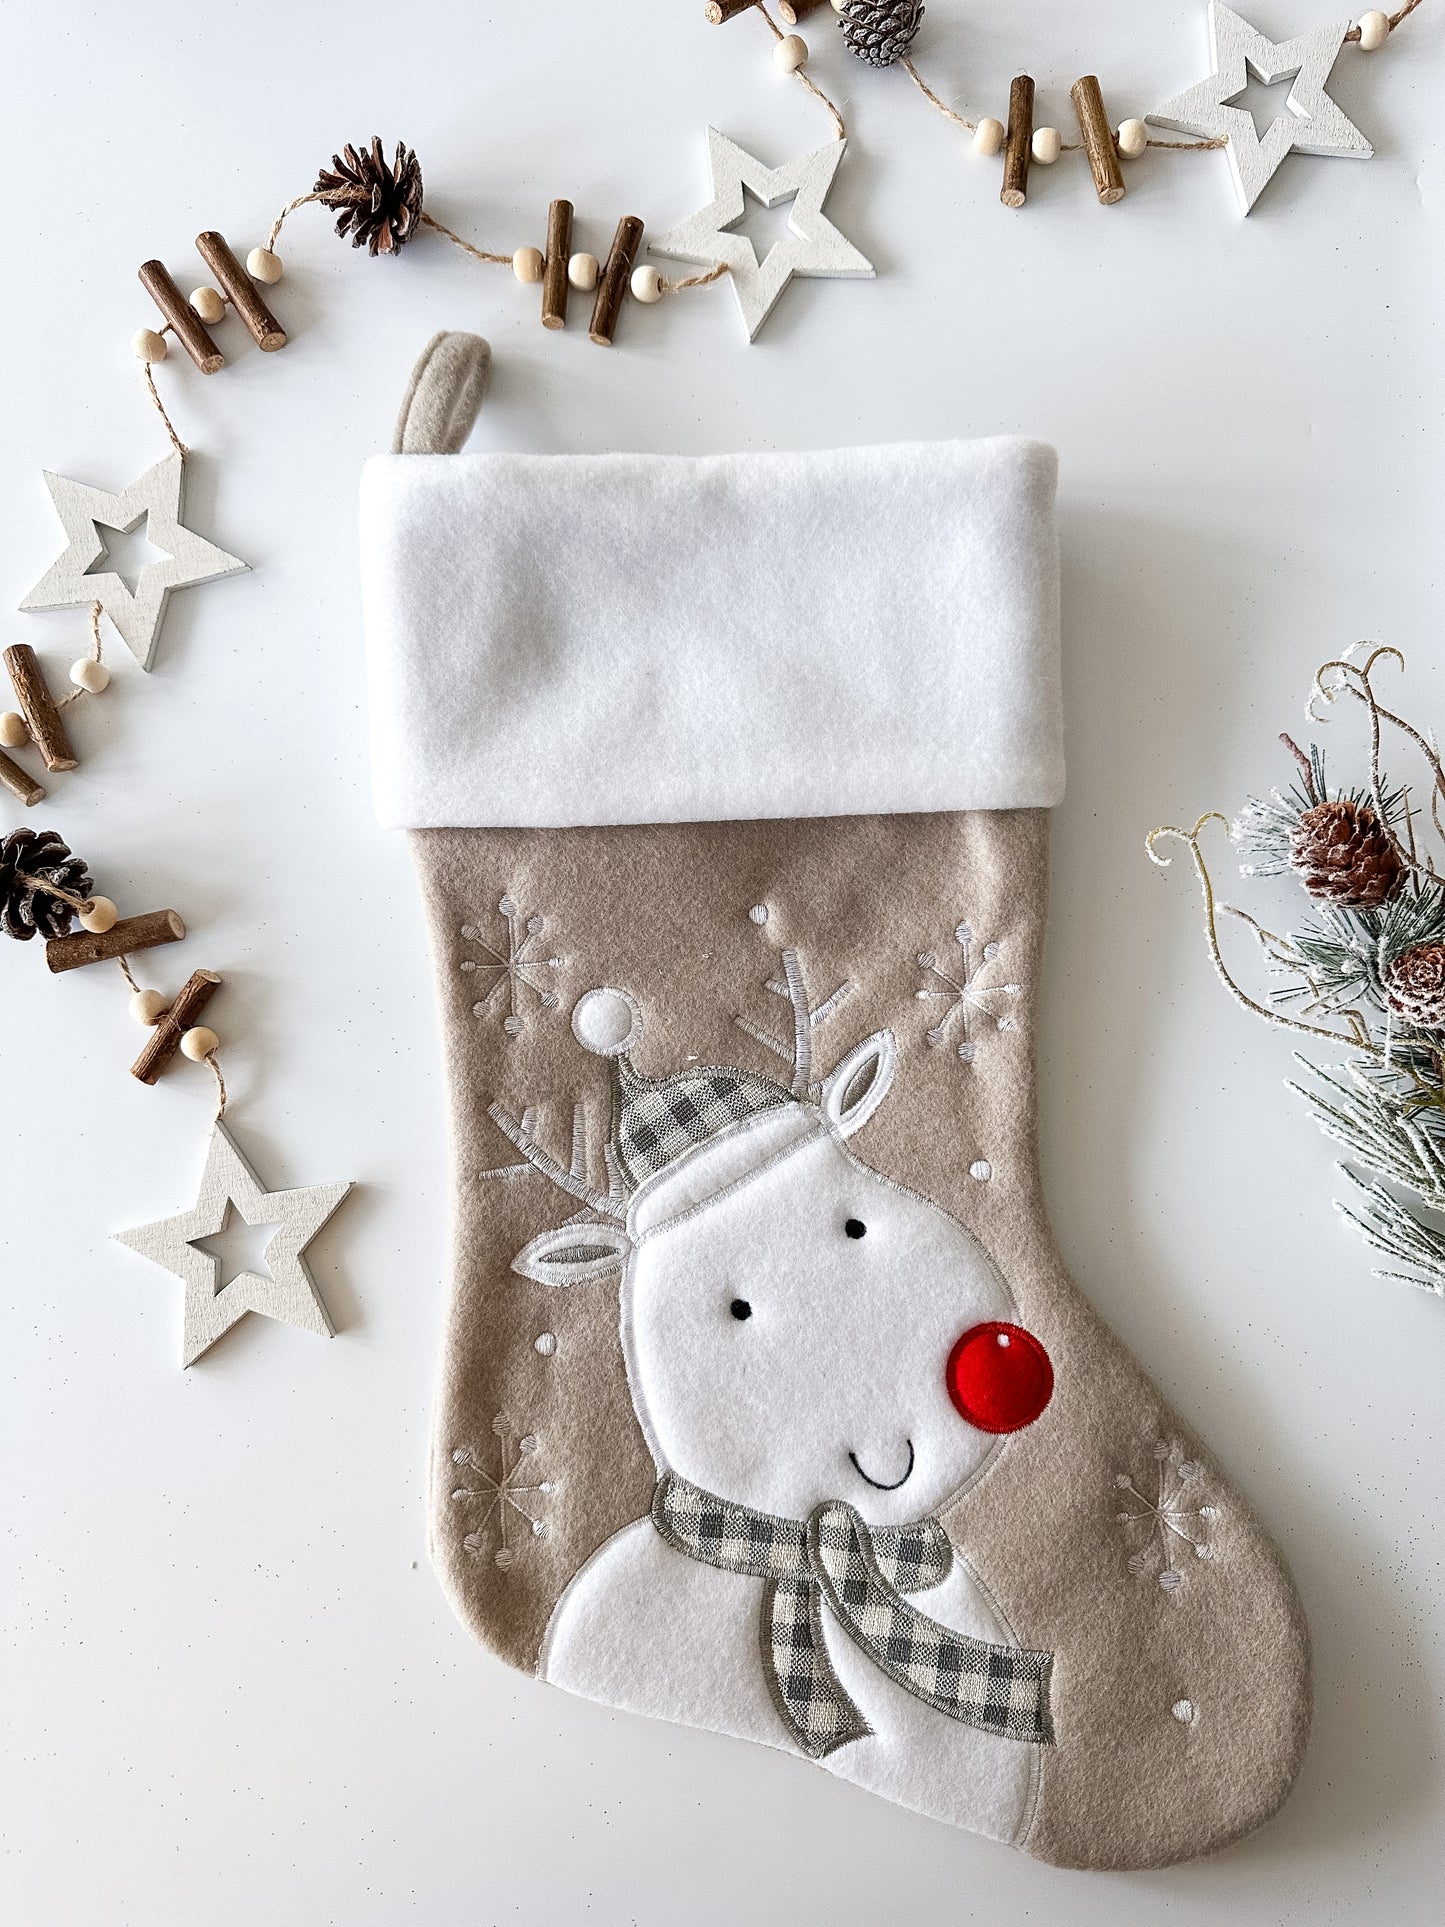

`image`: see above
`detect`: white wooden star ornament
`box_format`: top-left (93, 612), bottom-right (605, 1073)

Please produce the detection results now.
top-left (1148, 2), bottom-right (1371, 214)
top-left (114, 1123), bottom-right (351, 1367)
top-left (20, 452), bottom-right (247, 669)
top-left (650, 129), bottom-right (873, 342)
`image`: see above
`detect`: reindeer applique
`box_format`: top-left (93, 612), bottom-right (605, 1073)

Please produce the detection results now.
top-left (486, 955), bottom-right (1057, 1845)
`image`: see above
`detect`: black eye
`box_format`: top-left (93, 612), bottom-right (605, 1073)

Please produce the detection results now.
top-left (845, 1219), bottom-right (867, 1239)
top-left (730, 1298), bottom-right (752, 1321)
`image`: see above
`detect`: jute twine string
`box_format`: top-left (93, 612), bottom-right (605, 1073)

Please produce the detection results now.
top-left (755, 3), bottom-right (848, 142)
top-left (54, 603), bottom-right (106, 711)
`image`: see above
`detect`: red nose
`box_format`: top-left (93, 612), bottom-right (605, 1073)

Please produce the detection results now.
top-left (946, 1322), bottom-right (1053, 1433)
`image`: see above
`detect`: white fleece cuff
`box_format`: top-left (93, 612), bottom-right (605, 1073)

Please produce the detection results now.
top-left (360, 438), bottom-right (1063, 829)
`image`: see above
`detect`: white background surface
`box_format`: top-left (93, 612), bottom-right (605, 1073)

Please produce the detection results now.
top-left (2, 2), bottom-right (1443, 1921)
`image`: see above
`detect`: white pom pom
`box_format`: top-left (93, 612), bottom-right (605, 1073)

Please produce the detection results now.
top-left (571, 986), bottom-right (642, 1058)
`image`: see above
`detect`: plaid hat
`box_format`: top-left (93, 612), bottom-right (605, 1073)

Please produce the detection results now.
top-left (613, 1056), bottom-right (793, 1190)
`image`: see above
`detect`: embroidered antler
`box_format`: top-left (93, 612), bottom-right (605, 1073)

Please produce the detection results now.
top-left (484, 1101), bottom-right (627, 1221)
top-left (735, 946), bottom-right (853, 1097)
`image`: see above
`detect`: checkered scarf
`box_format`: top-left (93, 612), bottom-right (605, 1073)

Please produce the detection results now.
top-left (653, 1473), bottom-right (1054, 1758)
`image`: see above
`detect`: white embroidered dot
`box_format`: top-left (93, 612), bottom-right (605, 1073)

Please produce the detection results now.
top-left (969, 1159), bottom-right (992, 1181)
top-left (749, 904), bottom-right (769, 925)
top-left (535, 1332), bottom-right (557, 1356)
top-left (1172, 1699), bottom-right (1197, 1724)
top-left (572, 985), bottom-right (643, 1057)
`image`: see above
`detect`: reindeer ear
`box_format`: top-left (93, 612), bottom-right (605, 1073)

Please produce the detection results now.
top-left (822, 1031), bottom-right (897, 1140)
top-left (512, 1222), bottom-right (632, 1287)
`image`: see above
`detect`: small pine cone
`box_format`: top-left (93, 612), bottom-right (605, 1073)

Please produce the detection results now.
top-left (1289, 798), bottom-right (1403, 909)
top-left (0, 828), bottom-right (93, 941)
top-left (315, 138), bottom-right (424, 256)
top-left (838, 0), bottom-right (925, 67)
top-left (1385, 942), bottom-right (1445, 1029)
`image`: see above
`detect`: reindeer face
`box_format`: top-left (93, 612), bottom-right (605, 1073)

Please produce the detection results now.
top-left (517, 1032), bottom-right (1043, 1526)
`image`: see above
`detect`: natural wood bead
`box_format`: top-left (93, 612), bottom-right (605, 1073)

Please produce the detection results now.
top-left (130, 987), bottom-right (170, 1026)
top-left (78, 895), bottom-right (118, 934)
top-left (1116, 117), bottom-right (1149, 159)
top-left (568, 252), bottom-right (600, 292)
top-left (190, 285), bottom-right (226, 323)
top-left (513, 246), bottom-right (545, 284)
top-left (972, 118), bottom-right (1005, 157)
top-left (774, 32), bottom-right (808, 71)
top-left (0, 711), bottom-right (28, 748)
top-left (180, 1024), bottom-right (219, 1061)
top-left (132, 327), bottom-right (168, 363)
top-left (247, 247), bottom-right (283, 284)
top-left (1357, 9), bottom-right (1390, 48)
top-left (630, 264), bottom-right (664, 303)
top-left (70, 658), bottom-right (109, 693)
top-left (1031, 126), bottom-right (1061, 165)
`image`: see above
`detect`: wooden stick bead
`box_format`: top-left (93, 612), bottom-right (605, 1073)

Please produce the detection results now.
top-left (778, 0), bottom-right (829, 19)
top-left (0, 747), bottom-right (44, 807)
top-left (195, 231), bottom-right (286, 351)
top-left (47, 908), bottom-right (186, 975)
top-left (130, 968), bottom-right (220, 1082)
top-left (1116, 117), bottom-right (1149, 161)
top-left (542, 200), bottom-right (574, 330)
top-left (189, 285), bottom-right (227, 324)
top-left (70, 658), bottom-right (110, 694)
top-left (180, 1024), bottom-right (219, 1062)
top-left (704, 0), bottom-right (758, 20)
top-left (4, 644), bottom-right (77, 773)
top-left (78, 895), bottom-right (118, 934)
top-left (1072, 75), bottom-right (1127, 204)
top-left (1002, 75), bottom-right (1035, 208)
top-left (590, 216), bottom-right (644, 346)
top-left (138, 259), bottom-right (224, 373)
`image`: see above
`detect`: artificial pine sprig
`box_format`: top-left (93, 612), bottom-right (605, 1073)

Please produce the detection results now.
top-left (1149, 646), bottom-right (1445, 1299)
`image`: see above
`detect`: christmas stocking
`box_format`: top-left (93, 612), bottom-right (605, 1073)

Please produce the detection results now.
top-left (361, 333), bottom-right (1310, 1869)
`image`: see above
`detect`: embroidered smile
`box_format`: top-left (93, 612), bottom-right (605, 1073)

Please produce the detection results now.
top-left (848, 1440), bottom-right (915, 1491)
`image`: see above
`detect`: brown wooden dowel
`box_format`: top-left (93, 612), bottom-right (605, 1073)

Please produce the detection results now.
top-left (1071, 75), bottom-right (1126, 206)
top-left (130, 968), bottom-right (222, 1083)
top-left (705, 0), bottom-right (758, 19)
top-left (778, 0), bottom-right (828, 18)
top-left (542, 200), bottom-right (574, 331)
top-left (590, 216), bottom-right (644, 347)
top-left (47, 908), bottom-right (186, 975)
top-left (138, 260), bottom-right (224, 373)
top-left (4, 645), bottom-right (76, 772)
top-left (1002, 74), bottom-right (1035, 209)
top-left (195, 231), bottom-right (287, 352)
top-left (0, 747), bottom-right (44, 806)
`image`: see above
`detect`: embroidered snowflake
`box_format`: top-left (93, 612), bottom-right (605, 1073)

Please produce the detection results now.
top-left (460, 893), bottom-right (564, 1037)
top-left (1114, 1441), bottom-right (1219, 1594)
top-left (451, 1415), bottom-right (557, 1570)
top-left (915, 922), bottom-right (1022, 1062)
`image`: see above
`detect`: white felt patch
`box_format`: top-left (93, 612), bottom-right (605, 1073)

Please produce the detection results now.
top-left (361, 439), bottom-right (1062, 828)
top-left (621, 1109), bottom-right (1017, 1525)
top-left (541, 1518), bottom-right (1035, 1845)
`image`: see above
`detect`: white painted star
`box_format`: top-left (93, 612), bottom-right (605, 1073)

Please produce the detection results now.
top-left (21, 452), bottom-right (247, 668)
top-left (114, 1123), bottom-right (350, 1367)
top-left (650, 128), bottom-right (873, 342)
top-left (1148, 1), bottom-right (1371, 214)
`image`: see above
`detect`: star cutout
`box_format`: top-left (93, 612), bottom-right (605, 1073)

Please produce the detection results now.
top-left (1148, 2), bottom-right (1371, 214)
top-left (650, 128), bottom-right (873, 342)
top-left (114, 1123), bottom-right (350, 1367)
top-left (20, 452), bottom-right (247, 669)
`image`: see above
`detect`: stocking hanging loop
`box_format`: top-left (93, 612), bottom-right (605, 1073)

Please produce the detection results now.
top-left (391, 331), bottom-right (492, 455)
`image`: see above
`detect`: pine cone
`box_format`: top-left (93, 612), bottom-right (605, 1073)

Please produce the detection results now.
top-left (1289, 798), bottom-right (1403, 909)
top-left (315, 138), bottom-right (424, 256)
top-left (0, 828), bottom-right (92, 941)
top-left (838, 0), bottom-right (925, 67)
top-left (1386, 942), bottom-right (1445, 1029)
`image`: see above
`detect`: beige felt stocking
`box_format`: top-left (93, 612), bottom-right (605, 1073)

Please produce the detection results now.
top-left (362, 335), bottom-right (1310, 1870)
